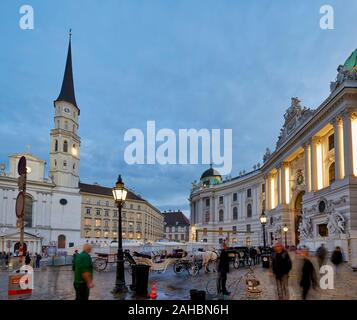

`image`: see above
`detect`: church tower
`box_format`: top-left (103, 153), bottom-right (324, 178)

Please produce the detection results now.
top-left (49, 31), bottom-right (80, 188)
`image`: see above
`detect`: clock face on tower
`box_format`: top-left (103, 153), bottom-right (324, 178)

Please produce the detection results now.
top-left (64, 107), bottom-right (71, 114)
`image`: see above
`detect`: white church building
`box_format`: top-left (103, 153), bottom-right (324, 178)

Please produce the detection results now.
top-left (0, 35), bottom-right (82, 254)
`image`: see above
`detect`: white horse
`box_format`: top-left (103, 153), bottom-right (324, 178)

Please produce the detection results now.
top-left (192, 250), bottom-right (218, 273)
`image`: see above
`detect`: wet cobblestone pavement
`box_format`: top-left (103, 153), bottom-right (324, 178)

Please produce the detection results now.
top-left (1, 252), bottom-right (356, 300)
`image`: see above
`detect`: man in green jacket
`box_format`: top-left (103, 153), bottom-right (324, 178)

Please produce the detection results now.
top-left (74, 244), bottom-right (94, 300)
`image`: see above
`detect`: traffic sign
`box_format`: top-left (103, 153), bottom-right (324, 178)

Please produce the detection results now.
top-left (16, 192), bottom-right (25, 219)
top-left (17, 156), bottom-right (27, 175)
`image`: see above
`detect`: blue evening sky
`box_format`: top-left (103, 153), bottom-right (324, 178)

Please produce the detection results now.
top-left (1, 0), bottom-right (356, 214)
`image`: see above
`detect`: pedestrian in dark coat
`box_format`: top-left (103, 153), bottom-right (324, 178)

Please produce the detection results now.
top-left (331, 246), bottom-right (343, 273)
top-left (25, 252), bottom-right (31, 265)
top-left (218, 249), bottom-right (230, 295)
top-left (300, 249), bottom-right (317, 300)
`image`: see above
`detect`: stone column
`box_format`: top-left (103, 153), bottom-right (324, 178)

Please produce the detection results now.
top-left (210, 196), bottom-right (215, 224)
top-left (343, 110), bottom-right (355, 178)
top-left (304, 143), bottom-right (311, 192)
top-left (277, 167), bottom-right (282, 205)
top-left (265, 175), bottom-right (270, 210)
top-left (310, 137), bottom-right (318, 191)
top-left (280, 163), bottom-right (286, 205)
top-left (332, 117), bottom-right (344, 180)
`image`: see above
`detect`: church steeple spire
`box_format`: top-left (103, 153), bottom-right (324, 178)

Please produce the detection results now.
top-left (55, 29), bottom-right (79, 113)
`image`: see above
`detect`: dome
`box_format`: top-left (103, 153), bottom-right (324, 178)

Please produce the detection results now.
top-left (200, 167), bottom-right (221, 180)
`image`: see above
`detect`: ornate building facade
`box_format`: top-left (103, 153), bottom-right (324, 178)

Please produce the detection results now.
top-left (190, 49), bottom-right (357, 270)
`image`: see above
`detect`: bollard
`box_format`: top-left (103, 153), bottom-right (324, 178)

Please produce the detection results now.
top-left (8, 269), bottom-right (33, 300)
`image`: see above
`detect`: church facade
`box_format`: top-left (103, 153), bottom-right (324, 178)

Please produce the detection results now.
top-left (0, 36), bottom-right (82, 253)
top-left (190, 49), bottom-right (357, 270)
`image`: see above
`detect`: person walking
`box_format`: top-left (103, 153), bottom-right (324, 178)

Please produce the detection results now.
top-left (218, 249), bottom-right (230, 296)
top-left (300, 248), bottom-right (317, 300)
top-left (331, 246), bottom-right (343, 274)
top-left (73, 244), bottom-right (94, 300)
top-left (25, 252), bottom-right (31, 266)
top-left (0, 252), bottom-right (5, 270)
top-left (271, 242), bottom-right (292, 300)
top-left (72, 250), bottom-right (79, 271)
top-left (35, 253), bottom-right (42, 269)
top-left (316, 244), bottom-right (327, 269)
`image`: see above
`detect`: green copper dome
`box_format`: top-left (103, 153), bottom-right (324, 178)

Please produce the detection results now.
top-left (343, 48), bottom-right (357, 71)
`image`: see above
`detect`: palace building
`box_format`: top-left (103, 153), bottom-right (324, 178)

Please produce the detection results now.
top-left (190, 49), bottom-right (357, 270)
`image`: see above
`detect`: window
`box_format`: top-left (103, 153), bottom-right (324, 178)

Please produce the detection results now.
top-left (219, 209), bottom-right (224, 222)
top-left (106, 201), bottom-right (109, 206)
top-left (73, 124), bottom-right (75, 133)
top-left (233, 207), bottom-right (238, 220)
top-left (175, 234), bottom-right (178, 240)
top-left (113, 221), bottom-right (118, 228)
top-left (318, 224), bottom-right (328, 237)
top-left (233, 193), bottom-right (237, 202)
top-left (58, 235), bottom-right (66, 249)
top-left (95, 219), bottom-right (101, 227)
top-left (104, 220), bottom-right (109, 228)
top-left (181, 234), bottom-right (184, 240)
top-left (97, 200), bottom-right (101, 205)
top-left (329, 134), bottom-right (334, 151)
top-left (205, 198), bottom-right (210, 207)
top-left (63, 140), bottom-right (68, 152)
top-left (246, 224), bottom-right (251, 232)
top-left (247, 203), bottom-right (252, 218)
top-left (86, 199), bottom-right (91, 205)
top-left (113, 210), bottom-right (118, 217)
top-left (166, 226), bottom-right (170, 232)
top-left (85, 230), bottom-right (90, 238)
top-left (63, 160), bottom-right (67, 168)
top-left (219, 227), bottom-right (223, 235)
top-left (104, 231), bottom-right (109, 238)
top-left (54, 140), bottom-right (58, 152)
top-left (104, 210), bottom-right (109, 217)
top-left (54, 160), bottom-right (57, 167)
top-left (86, 208), bottom-right (91, 215)
top-left (247, 188), bottom-right (252, 198)
top-left (245, 237), bottom-right (251, 247)
top-left (329, 162), bottom-right (335, 185)
top-left (96, 209), bottom-right (101, 216)
top-left (232, 226), bottom-right (237, 233)
top-left (24, 195), bottom-right (33, 228)
top-left (205, 211), bottom-right (210, 223)
top-left (113, 232), bottom-right (117, 238)
top-left (262, 183), bottom-right (265, 193)
top-left (64, 120), bottom-right (68, 130)
top-left (95, 230), bottom-right (101, 238)
top-left (130, 204), bottom-right (133, 209)
top-left (138, 205), bottom-right (141, 210)
top-left (84, 218), bottom-right (91, 226)
top-left (175, 226), bottom-right (178, 232)
top-left (219, 196), bottom-right (223, 205)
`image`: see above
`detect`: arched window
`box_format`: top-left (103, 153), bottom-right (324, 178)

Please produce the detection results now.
top-left (54, 140), bottom-right (58, 152)
top-left (63, 140), bottom-right (68, 152)
top-left (233, 207), bottom-right (238, 220)
top-left (329, 162), bottom-right (335, 185)
top-left (24, 195), bottom-right (33, 228)
top-left (219, 209), bottom-right (224, 222)
top-left (58, 235), bottom-right (66, 249)
top-left (247, 203), bottom-right (252, 218)
top-left (64, 120), bottom-right (68, 131)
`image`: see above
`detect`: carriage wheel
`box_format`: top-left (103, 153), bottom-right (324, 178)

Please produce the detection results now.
top-left (93, 258), bottom-right (107, 272)
top-left (173, 262), bottom-right (184, 274)
top-left (233, 259), bottom-right (240, 269)
top-left (188, 263), bottom-right (199, 277)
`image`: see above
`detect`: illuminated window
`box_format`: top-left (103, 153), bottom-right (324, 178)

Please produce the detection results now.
top-left (328, 134), bottom-right (335, 151)
top-left (329, 162), bottom-right (335, 185)
top-left (95, 219), bottom-right (101, 227)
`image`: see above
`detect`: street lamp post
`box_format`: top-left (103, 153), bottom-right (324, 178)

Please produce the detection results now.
top-left (283, 224), bottom-right (288, 248)
top-left (112, 175), bottom-right (128, 294)
top-left (259, 211), bottom-right (267, 249)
